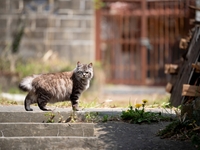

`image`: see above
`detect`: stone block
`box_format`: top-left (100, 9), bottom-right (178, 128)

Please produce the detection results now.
top-left (85, 19), bottom-right (94, 29)
top-left (82, 19), bottom-right (93, 28)
top-left (0, 0), bottom-right (6, 12)
top-left (10, 18), bottom-right (19, 28)
top-left (0, 30), bottom-right (6, 41)
top-left (60, 19), bottom-right (80, 28)
top-left (36, 18), bottom-right (48, 28)
top-left (51, 45), bottom-right (72, 61)
top-left (19, 42), bottom-right (46, 58)
top-left (10, 0), bottom-right (23, 13)
top-left (0, 19), bottom-right (7, 28)
top-left (0, 123), bottom-right (94, 137)
top-left (24, 30), bottom-right (44, 39)
top-left (48, 18), bottom-right (56, 27)
top-left (57, 0), bottom-right (72, 9)
top-left (71, 0), bottom-right (81, 10)
top-left (73, 31), bottom-right (91, 40)
top-left (47, 31), bottom-right (74, 40)
top-left (0, 137), bottom-right (98, 150)
top-left (0, 43), bottom-right (6, 53)
top-left (70, 44), bottom-right (93, 62)
top-left (70, 10), bottom-right (93, 15)
top-left (85, 0), bottom-right (93, 10)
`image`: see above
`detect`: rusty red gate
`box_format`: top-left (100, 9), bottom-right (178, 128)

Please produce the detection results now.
top-left (95, 0), bottom-right (194, 85)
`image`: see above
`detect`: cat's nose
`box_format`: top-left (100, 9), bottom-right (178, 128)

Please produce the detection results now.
top-left (83, 73), bottom-right (86, 76)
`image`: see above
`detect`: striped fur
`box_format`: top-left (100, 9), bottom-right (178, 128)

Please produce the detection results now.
top-left (19, 62), bottom-right (93, 111)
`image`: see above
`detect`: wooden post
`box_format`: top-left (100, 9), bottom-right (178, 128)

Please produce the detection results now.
top-left (195, 0), bottom-right (200, 22)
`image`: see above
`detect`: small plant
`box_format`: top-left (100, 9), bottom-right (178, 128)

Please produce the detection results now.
top-left (85, 112), bottom-right (100, 123)
top-left (121, 99), bottom-right (170, 124)
top-left (44, 112), bottom-right (55, 123)
top-left (157, 109), bottom-right (200, 148)
top-left (0, 97), bottom-right (18, 105)
top-left (102, 115), bottom-right (109, 122)
top-left (84, 112), bottom-right (120, 123)
top-left (79, 99), bottom-right (99, 109)
top-left (93, 0), bottom-right (105, 9)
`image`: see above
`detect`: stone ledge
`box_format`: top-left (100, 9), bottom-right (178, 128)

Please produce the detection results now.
top-left (0, 136), bottom-right (98, 150)
top-left (0, 123), bottom-right (94, 137)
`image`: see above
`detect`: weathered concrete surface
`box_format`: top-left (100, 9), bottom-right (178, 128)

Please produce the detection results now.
top-left (0, 137), bottom-right (98, 150)
top-left (0, 123), bottom-right (94, 137)
top-left (0, 105), bottom-right (195, 150)
top-left (0, 111), bottom-right (72, 123)
top-left (0, 105), bottom-right (125, 123)
top-left (0, 105), bottom-right (98, 150)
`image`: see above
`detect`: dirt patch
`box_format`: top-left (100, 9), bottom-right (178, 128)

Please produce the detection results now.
top-left (95, 121), bottom-right (196, 150)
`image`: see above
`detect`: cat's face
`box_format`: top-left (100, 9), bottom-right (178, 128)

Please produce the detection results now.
top-left (74, 62), bottom-right (93, 80)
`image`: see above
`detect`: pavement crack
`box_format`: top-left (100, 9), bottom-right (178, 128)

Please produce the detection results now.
top-left (57, 127), bottom-right (60, 136)
top-left (0, 130), bottom-right (5, 137)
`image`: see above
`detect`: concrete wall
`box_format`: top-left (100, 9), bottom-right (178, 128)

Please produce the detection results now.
top-left (0, 0), bottom-right (94, 64)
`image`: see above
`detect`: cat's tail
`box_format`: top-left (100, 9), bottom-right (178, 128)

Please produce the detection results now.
top-left (19, 75), bottom-right (39, 92)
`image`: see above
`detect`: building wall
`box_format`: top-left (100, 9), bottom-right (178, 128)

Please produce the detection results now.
top-left (0, 0), bottom-right (94, 64)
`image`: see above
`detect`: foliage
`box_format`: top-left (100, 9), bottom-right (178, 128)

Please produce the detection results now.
top-left (121, 100), bottom-right (171, 124)
top-left (47, 101), bottom-right (71, 108)
top-left (157, 109), bottom-right (200, 148)
top-left (85, 112), bottom-right (101, 123)
top-left (79, 99), bottom-right (99, 109)
top-left (84, 112), bottom-right (120, 123)
top-left (16, 59), bottom-right (73, 78)
top-left (16, 61), bottom-right (51, 78)
top-left (12, 18), bottom-right (25, 54)
top-left (44, 111), bottom-right (77, 123)
top-left (44, 112), bottom-right (56, 123)
top-left (0, 97), bottom-right (18, 105)
top-left (0, 98), bottom-right (18, 105)
top-left (93, 0), bottom-right (105, 9)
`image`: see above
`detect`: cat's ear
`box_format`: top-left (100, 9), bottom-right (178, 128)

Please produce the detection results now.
top-left (77, 61), bottom-right (81, 67)
top-left (88, 63), bottom-right (93, 68)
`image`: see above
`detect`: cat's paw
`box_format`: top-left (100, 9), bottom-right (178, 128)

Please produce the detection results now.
top-left (25, 108), bottom-right (33, 111)
top-left (39, 107), bottom-right (51, 111)
top-left (72, 104), bottom-right (79, 111)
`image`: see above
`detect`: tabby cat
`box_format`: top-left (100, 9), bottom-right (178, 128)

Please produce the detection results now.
top-left (19, 62), bottom-right (93, 111)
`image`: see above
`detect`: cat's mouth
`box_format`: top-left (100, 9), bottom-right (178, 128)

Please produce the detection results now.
top-left (82, 75), bottom-right (88, 79)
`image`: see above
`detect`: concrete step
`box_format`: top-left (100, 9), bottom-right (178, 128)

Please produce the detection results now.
top-left (0, 108), bottom-right (123, 123)
top-left (0, 123), bottom-right (94, 137)
top-left (0, 137), bottom-right (98, 150)
top-left (0, 111), bottom-right (77, 123)
top-left (0, 109), bottom-right (98, 149)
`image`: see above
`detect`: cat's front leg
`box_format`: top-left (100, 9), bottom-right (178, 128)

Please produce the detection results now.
top-left (71, 101), bottom-right (79, 111)
top-left (70, 93), bottom-right (80, 111)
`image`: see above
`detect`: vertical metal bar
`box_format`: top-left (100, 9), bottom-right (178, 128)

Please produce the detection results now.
top-left (164, 1), bottom-right (169, 63)
top-left (119, 15), bottom-right (123, 83)
top-left (111, 15), bottom-right (115, 83)
top-left (141, 0), bottom-right (147, 84)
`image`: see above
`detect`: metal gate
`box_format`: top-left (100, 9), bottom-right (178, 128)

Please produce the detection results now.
top-left (95, 0), bottom-right (194, 85)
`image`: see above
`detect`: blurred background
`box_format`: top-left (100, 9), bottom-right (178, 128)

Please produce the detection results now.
top-left (0, 0), bottom-right (196, 107)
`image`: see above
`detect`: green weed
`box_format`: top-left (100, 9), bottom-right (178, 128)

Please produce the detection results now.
top-left (85, 112), bottom-right (101, 123)
top-left (0, 97), bottom-right (18, 105)
top-left (121, 100), bottom-right (171, 124)
top-left (157, 109), bottom-right (200, 148)
top-left (44, 112), bottom-right (55, 123)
